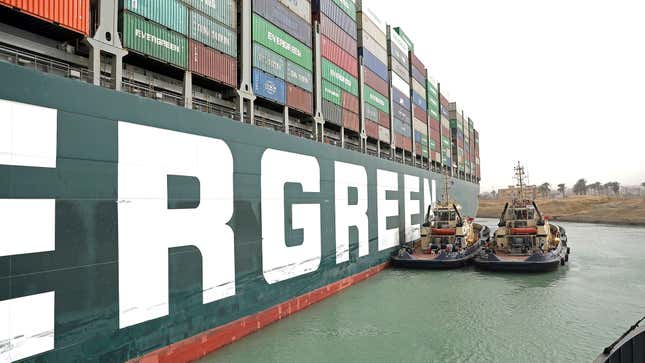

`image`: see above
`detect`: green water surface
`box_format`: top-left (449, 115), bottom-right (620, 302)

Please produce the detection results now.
top-left (201, 219), bottom-right (645, 362)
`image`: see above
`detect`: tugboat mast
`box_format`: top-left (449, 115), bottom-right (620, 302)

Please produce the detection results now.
top-left (513, 162), bottom-right (528, 204)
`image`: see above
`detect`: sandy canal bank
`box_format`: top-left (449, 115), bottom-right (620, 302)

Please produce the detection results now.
top-left (477, 196), bottom-right (645, 226)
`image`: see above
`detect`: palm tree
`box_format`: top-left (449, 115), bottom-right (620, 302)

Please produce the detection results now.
top-left (573, 179), bottom-right (587, 195)
top-left (603, 183), bottom-right (613, 196)
top-left (557, 184), bottom-right (566, 199)
top-left (538, 183), bottom-right (551, 199)
top-left (589, 182), bottom-right (602, 195)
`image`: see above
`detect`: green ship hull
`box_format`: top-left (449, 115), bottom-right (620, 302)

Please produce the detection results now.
top-left (0, 62), bottom-right (478, 362)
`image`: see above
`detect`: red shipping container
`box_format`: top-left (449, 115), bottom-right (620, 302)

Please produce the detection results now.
top-left (342, 92), bottom-right (359, 114)
top-left (410, 53), bottom-right (426, 75)
top-left (0, 0), bottom-right (89, 35)
top-left (342, 110), bottom-right (359, 132)
top-left (365, 119), bottom-right (379, 139)
top-left (318, 13), bottom-right (357, 58)
top-left (189, 40), bottom-right (237, 87)
top-left (287, 83), bottom-right (314, 115)
top-left (363, 68), bottom-right (388, 97)
top-left (439, 93), bottom-right (449, 108)
top-left (415, 142), bottom-right (423, 155)
top-left (321, 35), bottom-right (358, 78)
top-left (395, 134), bottom-right (412, 151)
top-left (378, 110), bottom-right (390, 128)
top-left (413, 106), bottom-right (426, 122)
top-left (429, 118), bottom-right (440, 131)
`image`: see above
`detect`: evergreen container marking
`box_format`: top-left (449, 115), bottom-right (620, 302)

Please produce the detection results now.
top-left (286, 61), bottom-right (313, 92)
top-left (122, 12), bottom-right (188, 68)
top-left (321, 59), bottom-right (358, 95)
top-left (322, 80), bottom-right (342, 106)
top-left (253, 68), bottom-right (286, 104)
top-left (184, 0), bottom-right (236, 29)
top-left (122, 0), bottom-right (188, 35)
top-left (253, 42), bottom-right (286, 79)
top-left (363, 86), bottom-right (389, 114)
top-left (253, 15), bottom-right (312, 70)
top-left (253, 0), bottom-right (312, 47)
top-left (190, 11), bottom-right (237, 57)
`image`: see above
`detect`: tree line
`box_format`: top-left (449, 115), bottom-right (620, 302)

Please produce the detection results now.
top-left (536, 180), bottom-right (645, 199)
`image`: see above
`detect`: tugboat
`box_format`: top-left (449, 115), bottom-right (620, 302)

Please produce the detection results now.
top-left (391, 173), bottom-right (490, 269)
top-left (474, 163), bottom-right (570, 272)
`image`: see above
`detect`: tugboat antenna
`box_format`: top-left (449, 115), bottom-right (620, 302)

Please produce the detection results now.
top-left (513, 162), bottom-right (528, 204)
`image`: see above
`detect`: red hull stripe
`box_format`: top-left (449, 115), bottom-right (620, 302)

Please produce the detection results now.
top-left (128, 262), bottom-right (390, 363)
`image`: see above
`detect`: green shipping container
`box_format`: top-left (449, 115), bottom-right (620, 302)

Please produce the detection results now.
top-left (322, 80), bottom-right (342, 106)
top-left (122, 12), bottom-right (188, 68)
top-left (430, 138), bottom-right (437, 151)
top-left (322, 59), bottom-right (358, 95)
top-left (332, 0), bottom-right (356, 21)
top-left (364, 85), bottom-right (389, 114)
top-left (184, 0), bottom-right (236, 29)
top-left (122, 0), bottom-right (188, 35)
top-left (253, 15), bottom-right (312, 70)
top-left (190, 11), bottom-right (237, 57)
top-left (364, 103), bottom-right (379, 121)
top-left (287, 61), bottom-right (313, 92)
top-left (253, 42), bottom-right (286, 79)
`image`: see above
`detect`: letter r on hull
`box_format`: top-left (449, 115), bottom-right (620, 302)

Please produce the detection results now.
top-left (0, 100), bottom-right (56, 362)
top-left (118, 122), bottom-right (235, 329)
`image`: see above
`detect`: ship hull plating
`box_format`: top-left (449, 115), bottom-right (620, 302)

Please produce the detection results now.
top-left (0, 62), bottom-right (478, 362)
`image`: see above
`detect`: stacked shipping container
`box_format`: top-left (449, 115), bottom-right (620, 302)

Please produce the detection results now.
top-left (388, 28), bottom-right (412, 152)
top-left (0, 0), bottom-right (90, 35)
top-left (252, 0), bottom-right (313, 114)
top-left (357, 5), bottom-right (390, 144)
top-left (408, 51), bottom-right (428, 159)
top-left (427, 77), bottom-right (441, 164)
top-left (120, 0), bottom-right (238, 87)
top-left (474, 129), bottom-right (480, 179)
top-left (439, 89), bottom-right (452, 168)
top-left (314, 0), bottom-right (359, 130)
top-left (449, 102), bottom-right (465, 175)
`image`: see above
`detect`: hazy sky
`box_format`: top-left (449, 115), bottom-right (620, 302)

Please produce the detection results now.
top-left (367, 0), bottom-right (645, 192)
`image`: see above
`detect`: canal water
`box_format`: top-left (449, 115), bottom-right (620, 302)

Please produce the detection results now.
top-left (201, 219), bottom-right (645, 363)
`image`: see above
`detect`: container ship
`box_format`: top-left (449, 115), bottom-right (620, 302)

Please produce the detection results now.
top-left (0, 0), bottom-right (481, 361)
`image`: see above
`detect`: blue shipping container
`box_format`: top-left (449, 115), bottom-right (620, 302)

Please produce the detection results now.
top-left (414, 130), bottom-right (423, 143)
top-left (360, 48), bottom-right (388, 82)
top-left (393, 102), bottom-right (411, 122)
top-left (314, 0), bottom-right (357, 39)
top-left (393, 117), bottom-right (411, 136)
top-left (392, 88), bottom-right (411, 111)
top-left (253, 0), bottom-right (312, 47)
top-left (412, 91), bottom-right (427, 111)
top-left (411, 67), bottom-right (425, 85)
top-left (440, 104), bottom-right (449, 118)
top-left (253, 68), bottom-right (286, 104)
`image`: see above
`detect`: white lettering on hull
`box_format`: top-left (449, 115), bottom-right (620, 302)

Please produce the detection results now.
top-left (261, 149), bottom-right (321, 284)
top-left (377, 169), bottom-right (399, 250)
top-left (117, 122), bottom-right (235, 329)
top-left (0, 100), bottom-right (56, 362)
top-left (334, 161), bottom-right (369, 263)
top-left (404, 175), bottom-right (420, 243)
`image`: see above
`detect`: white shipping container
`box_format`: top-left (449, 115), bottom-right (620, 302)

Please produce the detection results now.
top-left (277, 0), bottom-right (311, 23)
top-left (392, 72), bottom-right (409, 94)
top-left (379, 125), bottom-right (391, 142)
top-left (359, 31), bottom-right (387, 61)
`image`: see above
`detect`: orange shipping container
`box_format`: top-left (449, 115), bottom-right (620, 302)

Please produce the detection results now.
top-left (0, 0), bottom-right (90, 35)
